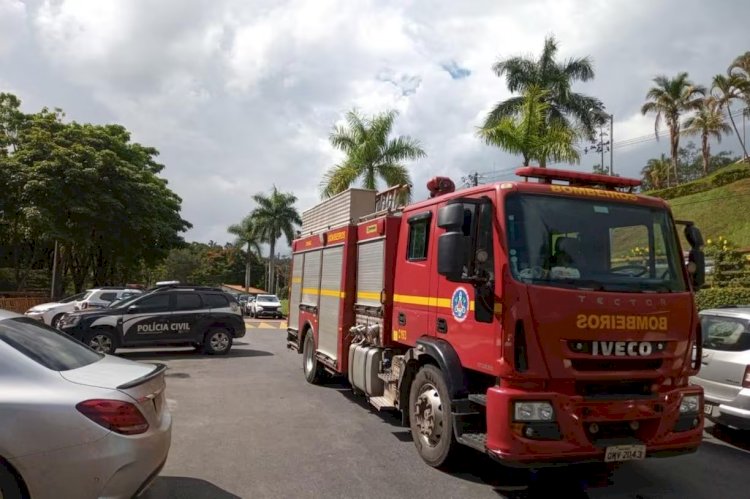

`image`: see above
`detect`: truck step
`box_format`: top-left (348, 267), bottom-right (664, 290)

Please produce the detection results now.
top-left (468, 394), bottom-right (487, 406)
top-left (458, 432), bottom-right (487, 452)
top-left (369, 396), bottom-right (396, 411)
top-left (377, 371), bottom-right (399, 383)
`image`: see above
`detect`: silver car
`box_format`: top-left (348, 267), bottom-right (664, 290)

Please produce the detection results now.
top-left (0, 309), bottom-right (172, 498)
top-left (691, 307), bottom-right (750, 430)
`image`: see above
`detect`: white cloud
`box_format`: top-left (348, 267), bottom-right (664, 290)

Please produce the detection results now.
top-left (1, 0), bottom-right (745, 246)
top-left (0, 0), bottom-right (27, 55)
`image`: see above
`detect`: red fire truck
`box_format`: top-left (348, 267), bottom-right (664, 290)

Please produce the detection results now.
top-left (287, 167), bottom-right (706, 468)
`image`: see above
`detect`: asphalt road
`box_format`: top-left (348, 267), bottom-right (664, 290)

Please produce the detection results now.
top-left (126, 321), bottom-right (750, 499)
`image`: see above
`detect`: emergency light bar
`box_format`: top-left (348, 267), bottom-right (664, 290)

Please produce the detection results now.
top-left (515, 167), bottom-right (641, 190)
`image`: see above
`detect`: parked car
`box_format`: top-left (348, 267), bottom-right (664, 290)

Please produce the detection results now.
top-left (249, 294), bottom-right (283, 319)
top-left (691, 306), bottom-right (750, 430)
top-left (74, 287), bottom-right (144, 311)
top-left (23, 292), bottom-right (86, 328)
top-left (59, 285), bottom-right (245, 355)
top-left (0, 309), bottom-right (172, 499)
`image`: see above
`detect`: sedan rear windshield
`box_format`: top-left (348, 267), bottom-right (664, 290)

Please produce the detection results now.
top-left (0, 317), bottom-right (103, 371)
top-left (258, 295), bottom-right (279, 302)
top-left (702, 315), bottom-right (750, 352)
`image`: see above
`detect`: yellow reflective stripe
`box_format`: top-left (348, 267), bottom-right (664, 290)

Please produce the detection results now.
top-left (494, 303), bottom-right (503, 314)
top-left (302, 288), bottom-right (319, 295)
top-left (291, 277), bottom-right (302, 284)
top-left (357, 291), bottom-right (381, 301)
top-left (320, 289), bottom-right (345, 298)
top-left (393, 294), bottom-right (475, 311)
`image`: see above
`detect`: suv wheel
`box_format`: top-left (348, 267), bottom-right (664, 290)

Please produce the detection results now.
top-left (204, 328), bottom-right (232, 355)
top-left (87, 329), bottom-right (117, 355)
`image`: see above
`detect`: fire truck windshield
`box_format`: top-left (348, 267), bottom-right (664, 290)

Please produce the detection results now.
top-left (505, 193), bottom-right (687, 293)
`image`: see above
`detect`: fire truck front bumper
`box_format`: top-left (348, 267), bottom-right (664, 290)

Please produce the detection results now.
top-left (481, 385), bottom-right (704, 468)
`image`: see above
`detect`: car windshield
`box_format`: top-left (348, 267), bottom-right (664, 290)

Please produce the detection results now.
top-left (258, 295), bottom-right (279, 302)
top-left (108, 293), bottom-right (143, 308)
top-left (0, 317), bottom-right (102, 371)
top-left (59, 292), bottom-right (85, 304)
top-left (505, 193), bottom-right (687, 293)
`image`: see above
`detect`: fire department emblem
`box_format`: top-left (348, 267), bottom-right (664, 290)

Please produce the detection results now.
top-left (451, 287), bottom-right (469, 322)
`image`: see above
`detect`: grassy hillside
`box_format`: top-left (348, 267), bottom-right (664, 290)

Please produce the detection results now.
top-left (668, 176), bottom-right (750, 248)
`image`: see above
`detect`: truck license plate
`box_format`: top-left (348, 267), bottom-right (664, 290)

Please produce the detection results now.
top-left (604, 444), bottom-right (646, 462)
top-left (704, 402), bottom-right (717, 416)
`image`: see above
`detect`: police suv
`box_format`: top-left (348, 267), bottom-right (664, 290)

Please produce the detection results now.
top-left (59, 285), bottom-right (245, 355)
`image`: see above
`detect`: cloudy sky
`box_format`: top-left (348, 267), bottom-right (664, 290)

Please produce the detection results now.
top-left (1, 0), bottom-right (748, 246)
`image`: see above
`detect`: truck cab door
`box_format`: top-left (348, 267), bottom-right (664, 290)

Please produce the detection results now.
top-left (434, 192), bottom-right (500, 375)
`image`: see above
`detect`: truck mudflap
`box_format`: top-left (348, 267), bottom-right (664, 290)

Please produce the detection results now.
top-left (464, 385), bottom-right (703, 467)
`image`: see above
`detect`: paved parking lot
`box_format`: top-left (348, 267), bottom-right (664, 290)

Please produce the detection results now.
top-left (128, 321), bottom-right (750, 499)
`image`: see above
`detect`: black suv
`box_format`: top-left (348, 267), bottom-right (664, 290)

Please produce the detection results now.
top-left (59, 286), bottom-right (246, 355)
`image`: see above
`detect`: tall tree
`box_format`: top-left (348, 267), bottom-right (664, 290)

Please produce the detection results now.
top-left (228, 216), bottom-right (263, 291)
top-left (683, 96), bottom-right (732, 176)
top-left (483, 35), bottom-right (603, 165)
top-left (641, 72), bottom-right (706, 185)
top-left (640, 154), bottom-right (671, 191)
top-left (478, 86), bottom-right (579, 166)
top-left (712, 73), bottom-right (750, 161)
top-left (321, 109), bottom-right (425, 200)
top-left (729, 51), bottom-right (750, 111)
top-left (250, 186), bottom-right (301, 294)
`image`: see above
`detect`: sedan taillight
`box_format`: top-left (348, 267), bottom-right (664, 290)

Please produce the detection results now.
top-left (76, 399), bottom-right (149, 435)
top-left (743, 366), bottom-right (750, 389)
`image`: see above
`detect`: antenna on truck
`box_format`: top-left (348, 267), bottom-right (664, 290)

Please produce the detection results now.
top-left (515, 167), bottom-right (641, 192)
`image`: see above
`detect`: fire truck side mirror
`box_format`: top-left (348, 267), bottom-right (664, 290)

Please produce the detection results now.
top-left (437, 203), bottom-right (465, 229)
top-left (438, 232), bottom-right (467, 281)
top-left (683, 224), bottom-right (705, 288)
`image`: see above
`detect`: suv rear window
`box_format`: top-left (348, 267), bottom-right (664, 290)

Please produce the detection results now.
top-left (702, 315), bottom-right (750, 352)
top-left (0, 317), bottom-right (102, 371)
top-left (203, 293), bottom-right (229, 308)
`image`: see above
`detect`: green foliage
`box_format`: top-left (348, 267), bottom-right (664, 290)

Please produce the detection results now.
top-left (321, 109), bottom-right (425, 200)
top-left (0, 92), bottom-right (190, 292)
top-left (648, 161), bottom-right (749, 199)
top-left (478, 86), bottom-right (580, 166)
top-left (695, 288), bottom-right (750, 310)
top-left (484, 35), bottom-right (603, 153)
top-left (155, 242), bottom-right (248, 287)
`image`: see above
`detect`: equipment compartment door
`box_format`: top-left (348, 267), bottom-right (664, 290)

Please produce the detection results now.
top-left (288, 253), bottom-right (304, 330)
top-left (301, 250), bottom-right (322, 310)
top-left (318, 246), bottom-right (344, 359)
top-left (434, 192), bottom-right (500, 375)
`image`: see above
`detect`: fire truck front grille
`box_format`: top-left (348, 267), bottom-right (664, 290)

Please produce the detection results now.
top-left (571, 358), bottom-right (663, 372)
top-left (575, 380), bottom-right (655, 399)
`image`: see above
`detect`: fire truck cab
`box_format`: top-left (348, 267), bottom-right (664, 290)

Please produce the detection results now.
top-left (287, 167), bottom-right (706, 468)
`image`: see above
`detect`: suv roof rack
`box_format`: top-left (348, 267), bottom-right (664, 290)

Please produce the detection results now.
top-left (149, 284), bottom-right (225, 292)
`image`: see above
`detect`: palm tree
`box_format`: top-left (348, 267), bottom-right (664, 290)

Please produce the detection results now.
top-left (250, 186), bottom-right (301, 294)
top-left (321, 109), bottom-right (425, 200)
top-left (640, 154), bottom-right (671, 191)
top-left (228, 215), bottom-right (263, 292)
top-left (483, 35), bottom-right (604, 163)
top-left (641, 72), bottom-right (706, 185)
top-left (712, 73), bottom-right (750, 161)
top-left (478, 86), bottom-right (579, 166)
top-left (683, 96), bottom-right (732, 176)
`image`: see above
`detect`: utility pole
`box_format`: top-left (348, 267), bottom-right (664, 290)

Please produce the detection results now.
top-left (609, 114), bottom-right (614, 175)
top-left (50, 240), bottom-right (58, 300)
top-left (599, 124), bottom-right (605, 171)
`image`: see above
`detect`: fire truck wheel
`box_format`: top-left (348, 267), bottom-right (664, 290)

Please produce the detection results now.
top-left (303, 331), bottom-right (325, 384)
top-left (409, 364), bottom-right (460, 468)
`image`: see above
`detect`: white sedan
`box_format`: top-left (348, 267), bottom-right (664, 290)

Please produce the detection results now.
top-left (0, 309), bottom-right (172, 499)
top-left (23, 292), bottom-right (86, 328)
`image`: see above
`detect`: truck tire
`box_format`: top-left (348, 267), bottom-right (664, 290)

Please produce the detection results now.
top-left (303, 331), bottom-right (325, 384)
top-left (203, 328), bottom-right (233, 355)
top-left (409, 364), bottom-right (461, 468)
top-left (86, 329), bottom-right (117, 355)
top-left (0, 460), bottom-right (24, 499)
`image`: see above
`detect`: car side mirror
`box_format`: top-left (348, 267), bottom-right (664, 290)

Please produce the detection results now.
top-left (681, 222), bottom-right (705, 288)
top-left (127, 305), bottom-right (140, 314)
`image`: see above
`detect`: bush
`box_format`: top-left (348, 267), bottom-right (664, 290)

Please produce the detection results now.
top-left (695, 287), bottom-right (750, 310)
top-left (647, 163), bottom-right (750, 200)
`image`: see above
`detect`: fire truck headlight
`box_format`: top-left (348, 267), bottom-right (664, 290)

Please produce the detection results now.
top-left (513, 401), bottom-right (555, 422)
top-left (680, 394), bottom-right (700, 415)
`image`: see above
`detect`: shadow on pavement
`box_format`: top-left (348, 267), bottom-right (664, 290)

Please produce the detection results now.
top-left (117, 348), bottom-right (274, 361)
top-left (142, 476), bottom-right (241, 498)
top-left (706, 424), bottom-right (750, 452)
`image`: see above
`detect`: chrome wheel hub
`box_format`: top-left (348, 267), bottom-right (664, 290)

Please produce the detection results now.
top-left (414, 382), bottom-right (444, 448)
top-left (89, 334), bottom-right (112, 353)
top-left (210, 332), bottom-right (229, 351)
